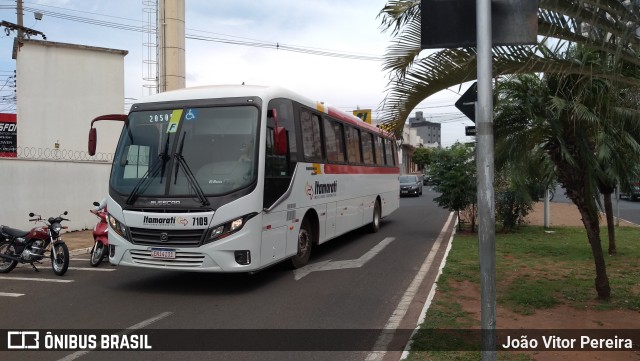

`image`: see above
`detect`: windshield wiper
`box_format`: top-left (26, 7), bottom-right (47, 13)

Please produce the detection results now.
top-left (125, 152), bottom-right (170, 205)
top-left (173, 132), bottom-right (210, 206)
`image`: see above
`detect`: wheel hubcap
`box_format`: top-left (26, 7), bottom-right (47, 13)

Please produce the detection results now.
top-left (298, 230), bottom-right (309, 256)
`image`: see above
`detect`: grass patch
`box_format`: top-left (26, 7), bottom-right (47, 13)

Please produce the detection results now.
top-left (406, 225), bottom-right (640, 360)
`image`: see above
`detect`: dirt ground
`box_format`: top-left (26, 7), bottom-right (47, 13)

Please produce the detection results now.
top-left (526, 201), bottom-right (639, 228)
top-left (61, 228), bottom-right (95, 254)
top-left (452, 202), bottom-right (640, 360)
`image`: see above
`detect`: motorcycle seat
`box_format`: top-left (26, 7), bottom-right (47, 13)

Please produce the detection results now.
top-left (0, 226), bottom-right (29, 237)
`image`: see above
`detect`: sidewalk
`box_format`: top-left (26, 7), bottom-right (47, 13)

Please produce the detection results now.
top-left (62, 229), bottom-right (94, 255)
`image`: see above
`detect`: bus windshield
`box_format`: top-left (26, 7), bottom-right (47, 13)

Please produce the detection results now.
top-left (110, 106), bottom-right (259, 199)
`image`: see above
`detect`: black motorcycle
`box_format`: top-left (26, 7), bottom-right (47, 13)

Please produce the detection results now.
top-left (0, 212), bottom-right (70, 276)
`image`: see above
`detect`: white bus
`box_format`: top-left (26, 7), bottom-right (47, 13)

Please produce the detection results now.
top-left (88, 85), bottom-right (399, 272)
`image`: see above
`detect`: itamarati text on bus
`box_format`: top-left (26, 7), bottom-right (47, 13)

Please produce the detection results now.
top-left (88, 85), bottom-right (400, 272)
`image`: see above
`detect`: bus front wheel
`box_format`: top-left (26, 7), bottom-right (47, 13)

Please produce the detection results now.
top-left (290, 219), bottom-right (312, 269)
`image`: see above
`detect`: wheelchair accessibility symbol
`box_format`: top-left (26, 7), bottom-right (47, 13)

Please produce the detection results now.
top-left (185, 109), bottom-right (198, 121)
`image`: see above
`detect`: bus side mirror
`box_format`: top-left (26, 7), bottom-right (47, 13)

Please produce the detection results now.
top-left (88, 114), bottom-right (127, 156)
top-left (274, 127), bottom-right (287, 156)
top-left (88, 127), bottom-right (97, 156)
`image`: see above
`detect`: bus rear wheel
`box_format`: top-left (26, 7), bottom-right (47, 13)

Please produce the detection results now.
top-left (370, 200), bottom-right (381, 233)
top-left (290, 219), bottom-right (312, 269)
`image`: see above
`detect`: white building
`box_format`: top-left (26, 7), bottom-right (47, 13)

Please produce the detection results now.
top-left (0, 39), bottom-right (127, 230)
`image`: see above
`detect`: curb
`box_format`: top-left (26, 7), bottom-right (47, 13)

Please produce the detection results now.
top-left (70, 247), bottom-right (92, 256)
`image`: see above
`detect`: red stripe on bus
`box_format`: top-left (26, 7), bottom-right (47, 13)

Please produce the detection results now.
top-left (326, 107), bottom-right (392, 136)
top-left (324, 164), bottom-right (400, 175)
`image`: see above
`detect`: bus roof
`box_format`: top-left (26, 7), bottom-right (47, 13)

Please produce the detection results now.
top-left (132, 84), bottom-right (393, 138)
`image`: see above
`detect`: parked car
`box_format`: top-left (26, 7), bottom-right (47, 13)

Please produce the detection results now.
top-left (619, 181), bottom-right (640, 201)
top-left (423, 174), bottom-right (432, 185)
top-left (399, 175), bottom-right (423, 197)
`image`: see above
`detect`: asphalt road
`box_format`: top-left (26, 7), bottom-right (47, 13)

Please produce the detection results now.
top-left (552, 184), bottom-right (640, 225)
top-left (1, 188), bottom-right (453, 361)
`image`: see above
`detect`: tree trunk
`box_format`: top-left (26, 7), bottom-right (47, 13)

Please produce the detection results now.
top-left (553, 156), bottom-right (612, 300)
top-left (470, 203), bottom-right (476, 233)
top-left (574, 198), bottom-right (611, 300)
top-left (602, 192), bottom-right (617, 255)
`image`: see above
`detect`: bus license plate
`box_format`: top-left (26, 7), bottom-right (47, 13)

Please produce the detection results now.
top-left (151, 248), bottom-right (176, 259)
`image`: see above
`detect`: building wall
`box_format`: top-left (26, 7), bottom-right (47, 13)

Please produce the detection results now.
top-left (16, 39), bottom-right (126, 154)
top-left (0, 159), bottom-right (111, 231)
top-left (0, 40), bottom-right (127, 230)
top-left (408, 111), bottom-right (441, 146)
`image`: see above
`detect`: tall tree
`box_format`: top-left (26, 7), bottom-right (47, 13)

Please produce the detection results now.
top-left (378, 1), bottom-right (640, 129)
top-left (378, 1), bottom-right (640, 299)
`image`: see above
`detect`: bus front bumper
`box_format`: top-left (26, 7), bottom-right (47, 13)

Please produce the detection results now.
top-left (107, 229), bottom-right (264, 273)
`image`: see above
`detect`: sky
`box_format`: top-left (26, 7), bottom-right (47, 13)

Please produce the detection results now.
top-left (0, 0), bottom-right (476, 147)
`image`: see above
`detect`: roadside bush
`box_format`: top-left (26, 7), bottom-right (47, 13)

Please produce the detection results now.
top-left (495, 190), bottom-right (534, 232)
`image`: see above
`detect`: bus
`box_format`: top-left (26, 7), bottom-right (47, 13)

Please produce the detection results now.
top-left (88, 85), bottom-right (399, 272)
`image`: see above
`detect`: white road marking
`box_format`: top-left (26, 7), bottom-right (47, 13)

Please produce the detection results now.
top-left (365, 212), bottom-right (455, 361)
top-left (0, 292), bottom-right (24, 297)
top-left (68, 267), bottom-right (116, 272)
top-left (57, 311), bottom-right (173, 361)
top-left (0, 276), bottom-right (73, 283)
top-left (293, 237), bottom-right (396, 280)
top-left (401, 217), bottom-right (458, 359)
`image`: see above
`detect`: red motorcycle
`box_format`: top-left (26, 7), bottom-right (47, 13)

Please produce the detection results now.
top-left (0, 211), bottom-right (70, 276)
top-left (89, 201), bottom-right (108, 267)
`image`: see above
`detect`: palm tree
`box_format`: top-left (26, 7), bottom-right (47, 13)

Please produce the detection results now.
top-left (378, 0), bottom-right (640, 128)
top-left (378, 1), bottom-right (640, 300)
top-left (494, 61), bottom-right (640, 299)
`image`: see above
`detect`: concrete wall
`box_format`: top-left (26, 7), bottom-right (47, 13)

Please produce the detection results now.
top-left (16, 39), bottom-right (126, 154)
top-left (0, 40), bottom-right (128, 232)
top-left (0, 158), bottom-right (111, 231)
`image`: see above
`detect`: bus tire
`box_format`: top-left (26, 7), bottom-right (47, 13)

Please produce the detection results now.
top-left (290, 219), bottom-right (312, 269)
top-left (370, 199), bottom-right (381, 233)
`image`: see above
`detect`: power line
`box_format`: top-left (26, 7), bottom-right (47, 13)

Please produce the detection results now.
top-left (0, 4), bottom-right (384, 61)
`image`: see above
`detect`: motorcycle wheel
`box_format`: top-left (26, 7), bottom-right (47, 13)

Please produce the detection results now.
top-left (0, 241), bottom-right (18, 273)
top-left (90, 241), bottom-right (105, 267)
top-left (51, 242), bottom-right (69, 276)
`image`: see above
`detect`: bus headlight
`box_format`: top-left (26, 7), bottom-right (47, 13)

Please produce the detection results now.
top-left (108, 213), bottom-right (128, 239)
top-left (205, 213), bottom-right (257, 244)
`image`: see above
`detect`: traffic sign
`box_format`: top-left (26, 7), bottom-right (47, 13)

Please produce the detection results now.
top-left (465, 126), bottom-right (476, 136)
top-left (455, 82), bottom-right (477, 123)
top-left (420, 0), bottom-right (538, 49)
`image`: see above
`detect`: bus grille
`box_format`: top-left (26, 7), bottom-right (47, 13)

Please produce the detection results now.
top-left (129, 250), bottom-right (205, 268)
top-left (129, 227), bottom-right (205, 247)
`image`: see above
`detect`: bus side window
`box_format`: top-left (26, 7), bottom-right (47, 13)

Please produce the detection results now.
top-left (323, 118), bottom-right (345, 163)
top-left (265, 127), bottom-right (288, 177)
top-left (374, 135), bottom-right (384, 165)
top-left (362, 132), bottom-right (374, 165)
top-left (300, 109), bottom-right (323, 162)
top-left (264, 98), bottom-right (296, 209)
top-left (385, 138), bottom-right (396, 166)
top-left (345, 126), bottom-right (362, 164)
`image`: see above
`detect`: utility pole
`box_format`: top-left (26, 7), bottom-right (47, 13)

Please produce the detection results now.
top-left (16, 0), bottom-right (24, 40)
top-left (476, 0), bottom-right (496, 359)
